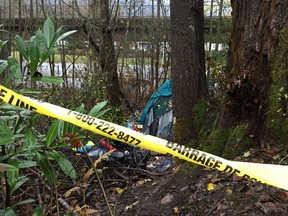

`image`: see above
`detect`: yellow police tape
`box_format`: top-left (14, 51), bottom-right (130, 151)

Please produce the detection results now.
top-left (0, 84), bottom-right (288, 191)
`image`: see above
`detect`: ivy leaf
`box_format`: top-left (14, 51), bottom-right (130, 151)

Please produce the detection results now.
top-left (243, 151), bottom-right (251, 158)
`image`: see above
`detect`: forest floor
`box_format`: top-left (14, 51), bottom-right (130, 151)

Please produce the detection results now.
top-left (48, 145), bottom-right (288, 216)
top-left (10, 141), bottom-right (288, 216)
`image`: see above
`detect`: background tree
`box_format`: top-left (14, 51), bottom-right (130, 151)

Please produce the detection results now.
top-left (170, 0), bottom-right (207, 145)
top-left (82, 0), bottom-right (122, 106)
top-left (204, 0), bottom-right (288, 157)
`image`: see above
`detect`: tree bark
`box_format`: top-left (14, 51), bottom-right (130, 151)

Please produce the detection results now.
top-left (171, 0), bottom-right (206, 144)
top-left (84, 0), bottom-right (122, 107)
top-left (224, 0), bottom-right (288, 143)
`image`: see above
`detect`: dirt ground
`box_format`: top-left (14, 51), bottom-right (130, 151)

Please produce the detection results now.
top-left (60, 146), bottom-right (288, 216)
top-left (12, 146), bottom-right (288, 216)
top-left (115, 166), bottom-right (288, 216)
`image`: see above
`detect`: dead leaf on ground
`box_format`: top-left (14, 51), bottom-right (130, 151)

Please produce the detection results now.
top-left (210, 175), bottom-right (224, 183)
top-left (256, 201), bottom-right (278, 215)
top-left (64, 186), bottom-right (81, 198)
top-left (207, 183), bottom-right (216, 191)
top-left (125, 200), bottom-right (139, 211)
top-left (232, 175), bottom-right (243, 181)
top-left (226, 189), bottom-right (233, 194)
top-left (274, 191), bottom-right (288, 201)
top-left (173, 206), bottom-right (180, 213)
top-left (80, 208), bottom-right (99, 215)
top-left (263, 147), bottom-right (282, 155)
top-left (116, 187), bottom-right (124, 194)
top-left (243, 151), bottom-right (251, 158)
top-left (216, 202), bottom-right (224, 211)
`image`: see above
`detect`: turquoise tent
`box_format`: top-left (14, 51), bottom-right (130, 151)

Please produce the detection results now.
top-left (139, 80), bottom-right (173, 141)
top-left (139, 79), bottom-right (216, 141)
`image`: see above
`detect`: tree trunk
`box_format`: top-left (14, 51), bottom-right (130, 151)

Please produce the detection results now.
top-left (84, 0), bottom-right (122, 107)
top-left (171, 0), bottom-right (206, 145)
top-left (208, 0), bottom-right (214, 53)
top-left (223, 0), bottom-right (288, 145)
top-left (154, 0), bottom-right (161, 89)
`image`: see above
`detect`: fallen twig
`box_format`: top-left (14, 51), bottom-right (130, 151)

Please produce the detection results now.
top-left (113, 169), bottom-right (130, 181)
top-left (278, 154), bottom-right (288, 165)
top-left (203, 199), bottom-right (223, 216)
top-left (36, 185), bottom-right (43, 206)
top-left (120, 166), bottom-right (172, 177)
top-left (83, 148), bottom-right (115, 216)
top-left (58, 197), bottom-right (80, 216)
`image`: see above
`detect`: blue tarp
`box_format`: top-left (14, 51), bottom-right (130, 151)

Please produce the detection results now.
top-left (139, 79), bottom-right (216, 141)
top-left (139, 79), bottom-right (172, 124)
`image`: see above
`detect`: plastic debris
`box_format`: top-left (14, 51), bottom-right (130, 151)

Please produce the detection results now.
top-left (147, 156), bottom-right (175, 173)
top-left (72, 140), bottom-right (94, 153)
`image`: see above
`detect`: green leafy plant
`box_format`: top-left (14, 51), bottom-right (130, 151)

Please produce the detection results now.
top-left (0, 18), bottom-right (80, 215)
top-left (0, 17), bottom-right (114, 215)
top-left (0, 101), bottom-right (110, 214)
top-left (0, 17), bottom-right (77, 86)
top-left (0, 105), bottom-right (43, 214)
top-left (15, 18), bottom-right (76, 76)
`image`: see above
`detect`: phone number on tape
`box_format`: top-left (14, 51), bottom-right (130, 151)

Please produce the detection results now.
top-left (68, 111), bottom-right (141, 145)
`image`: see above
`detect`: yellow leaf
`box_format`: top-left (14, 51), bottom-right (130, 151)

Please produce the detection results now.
top-left (173, 207), bottom-right (180, 213)
top-left (83, 150), bottom-right (114, 183)
top-left (116, 187), bottom-right (124, 194)
top-left (83, 168), bottom-right (94, 184)
top-left (83, 208), bottom-right (99, 215)
top-left (152, 181), bottom-right (157, 186)
top-left (207, 183), bottom-right (216, 191)
top-left (73, 205), bottom-right (82, 212)
top-left (125, 204), bottom-right (133, 211)
top-left (64, 186), bottom-right (81, 198)
top-left (226, 189), bottom-right (233, 194)
top-left (144, 178), bottom-right (152, 183)
top-left (243, 151), bottom-right (251, 158)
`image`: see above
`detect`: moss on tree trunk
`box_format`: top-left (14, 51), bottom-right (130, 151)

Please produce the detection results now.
top-left (199, 1), bottom-right (288, 158)
top-left (201, 124), bottom-right (251, 159)
top-left (171, 0), bottom-right (207, 145)
top-left (173, 101), bottom-right (207, 148)
top-left (265, 29), bottom-right (288, 147)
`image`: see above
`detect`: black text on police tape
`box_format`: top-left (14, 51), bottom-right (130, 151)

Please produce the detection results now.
top-left (0, 88), bottom-right (37, 111)
top-left (67, 111), bottom-right (141, 145)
